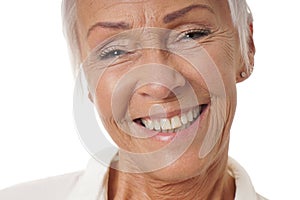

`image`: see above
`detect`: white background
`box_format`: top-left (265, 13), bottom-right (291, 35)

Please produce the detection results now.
top-left (0, 0), bottom-right (299, 199)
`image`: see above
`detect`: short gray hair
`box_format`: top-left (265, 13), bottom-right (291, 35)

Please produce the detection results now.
top-left (61, 0), bottom-right (253, 76)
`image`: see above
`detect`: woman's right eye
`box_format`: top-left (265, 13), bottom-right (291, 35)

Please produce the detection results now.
top-left (99, 47), bottom-right (128, 60)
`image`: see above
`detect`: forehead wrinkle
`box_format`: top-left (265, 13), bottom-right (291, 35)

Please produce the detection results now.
top-left (163, 4), bottom-right (215, 23)
top-left (86, 0), bottom-right (148, 8)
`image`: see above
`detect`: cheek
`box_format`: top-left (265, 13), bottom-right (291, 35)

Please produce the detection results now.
top-left (93, 67), bottom-right (136, 129)
top-left (93, 73), bottom-right (132, 149)
top-left (203, 41), bottom-right (238, 119)
top-left (205, 40), bottom-right (237, 88)
top-left (93, 71), bottom-right (119, 119)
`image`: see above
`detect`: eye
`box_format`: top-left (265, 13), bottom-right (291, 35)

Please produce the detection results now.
top-left (178, 29), bottom-right (211, 41)
top-left (99, 46), bottom-right (128, 60)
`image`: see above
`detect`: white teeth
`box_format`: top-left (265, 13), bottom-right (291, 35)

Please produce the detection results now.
top-left (147, 120), bottom-right (154, 130)
top-left (180, 114), bottom-right (188, 125)
top-left (160, 118), bottom-right (171, 131)
top-left (154, 120), bottom-right (161, 131)
top-left (187, 110), bottom-right (193, 122)
top-left (142, 119), bottom-right (148, 127)
top-left (171, 116), bottom-right (181, 129)
top-left (140, 106), bottom-right (203, 132)
top-left (193, 108), bottom-right (198, 118)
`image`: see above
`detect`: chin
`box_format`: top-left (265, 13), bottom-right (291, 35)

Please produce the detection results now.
top-left (143, 144), bottom-right (214, 182)
top-left (147, 140), bottom-right (229, 184)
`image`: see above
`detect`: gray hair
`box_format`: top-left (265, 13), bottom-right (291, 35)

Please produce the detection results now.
top-left (61, 0), bottom-right (253, 76)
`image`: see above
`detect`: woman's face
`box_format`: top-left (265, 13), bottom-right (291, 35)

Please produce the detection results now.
top-left (77, 0), bottom-right (249, 180)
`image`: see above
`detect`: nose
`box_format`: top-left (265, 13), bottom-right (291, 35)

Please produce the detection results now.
top-left (136, 71), bottom-right (185, 100)
top-left (135, 50), bottom-right (186, 100)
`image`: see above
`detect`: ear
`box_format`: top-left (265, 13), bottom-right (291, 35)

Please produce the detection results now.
top-left (236, 23), bottom-right (256, 83)
top-left (248, 23), bottom-right (255, 68)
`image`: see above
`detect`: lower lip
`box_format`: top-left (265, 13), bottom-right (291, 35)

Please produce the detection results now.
top-left (136, 105), bottom-right (209, 142)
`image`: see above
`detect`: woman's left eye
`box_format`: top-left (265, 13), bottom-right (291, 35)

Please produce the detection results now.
top-left (179, 29), bottom-right (211, 41)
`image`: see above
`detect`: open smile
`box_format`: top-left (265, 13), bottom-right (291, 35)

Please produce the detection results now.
top-left (134, 104), bottom-right (208, 134)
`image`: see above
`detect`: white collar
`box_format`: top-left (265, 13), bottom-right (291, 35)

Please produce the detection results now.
top-left (67, 158), bottom-right (108, 200)
top-left (68, 157), bottom-right (259, 200)
top-left (228, 157), bottom-right (259, 200)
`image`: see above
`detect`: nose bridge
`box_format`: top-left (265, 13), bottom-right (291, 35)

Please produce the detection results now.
top-left (139, 28), bottom-right (165, 50)
top-left (150, 59), bottom-right (185, 90)
top-left (135, 51), bottom-right (186, 99)
top-left (133, 28), bottom-right (186, 99)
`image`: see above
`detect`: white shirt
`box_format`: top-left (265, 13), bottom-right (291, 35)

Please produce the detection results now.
top-left (0, 157), bottom-right (267, 200)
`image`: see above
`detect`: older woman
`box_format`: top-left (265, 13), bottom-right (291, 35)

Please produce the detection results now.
top-left (0, 0), bottom-right (266, 199)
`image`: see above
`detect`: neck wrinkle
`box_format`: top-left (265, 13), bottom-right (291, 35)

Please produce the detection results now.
top-left (109, 154), bottom-right (235, 200)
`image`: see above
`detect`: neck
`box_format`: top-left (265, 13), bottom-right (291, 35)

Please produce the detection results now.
top-left (108, 155), bottom-right (235, 200)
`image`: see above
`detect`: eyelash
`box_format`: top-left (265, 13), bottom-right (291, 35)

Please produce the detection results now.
top-left (177, 29), bottom-right (211, 41)
top-left (99, 46), bottom-right (128, 60)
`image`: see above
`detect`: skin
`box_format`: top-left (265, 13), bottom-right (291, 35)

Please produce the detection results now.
top-left (76, 0), bottom-right (255, 199)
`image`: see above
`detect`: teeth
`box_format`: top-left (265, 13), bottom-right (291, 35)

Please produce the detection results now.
top-left (180, 114), bottom-right (188, 125)
top-left (193, 108), bottom-right (197, 118)
top-left (171, 116), bottom-right (181, 129)
top-left (143, 119), bottom-right (153, 130)
top-left (140, 106), bottom-right (203, 132)
top-left (161, 118), bottom-right (171, 131)
top-left (142, 119), bottom-right (148, 127)
top-left (154, 120), bottom-right (161, 131)
top-left (187, 110), bottom-right (193, 122)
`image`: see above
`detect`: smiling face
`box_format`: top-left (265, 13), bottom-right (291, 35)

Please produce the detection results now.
top-left (76, 0), bottom-right (252, 181)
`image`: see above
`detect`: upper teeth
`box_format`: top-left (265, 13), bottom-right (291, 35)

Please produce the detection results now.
top-left (141, 106), bottom-right (201, 132)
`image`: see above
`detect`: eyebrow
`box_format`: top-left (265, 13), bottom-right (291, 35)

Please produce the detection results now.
top-left (87, 4), bottom-right (214, 38)
top-left (87, 21), bottom-right (130, 37)
top-left (163, 4), bottom-right (215, 24)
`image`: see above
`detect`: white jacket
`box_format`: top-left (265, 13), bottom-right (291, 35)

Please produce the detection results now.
top-left (0, 157), bottom-right (267, 200)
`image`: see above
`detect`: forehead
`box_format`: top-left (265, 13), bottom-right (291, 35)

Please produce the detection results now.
top-left (77, 0), bottom-right (228, 11)
top-left (76, 0), bottom-right (231, 33)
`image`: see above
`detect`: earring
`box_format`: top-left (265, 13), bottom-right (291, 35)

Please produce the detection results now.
top-left (240, 71), bottom-right (247, 78)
